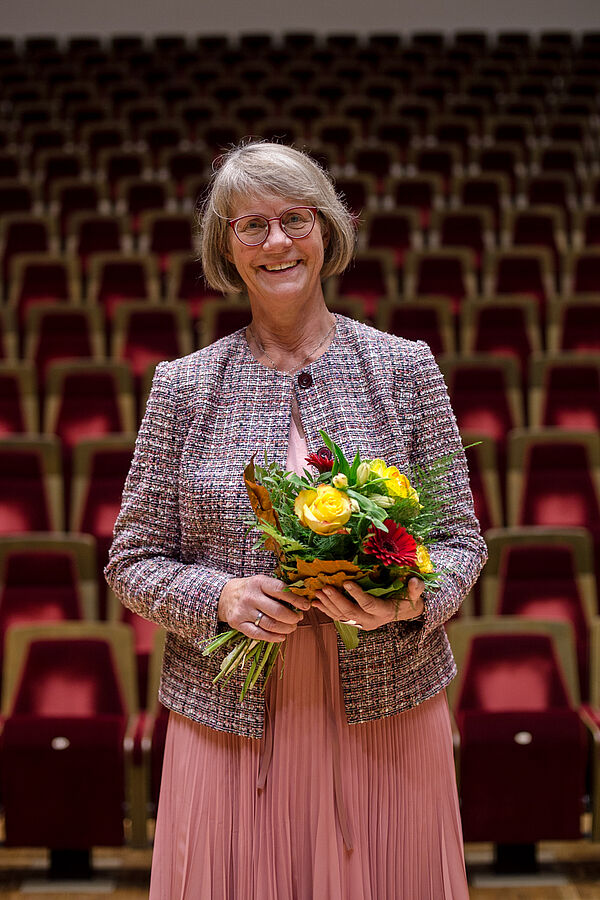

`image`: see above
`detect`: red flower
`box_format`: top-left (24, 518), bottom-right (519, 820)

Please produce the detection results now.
top-left (305, 447), bottom-right (334, 473)
top-left (363, 520), bottom-right (418, 567)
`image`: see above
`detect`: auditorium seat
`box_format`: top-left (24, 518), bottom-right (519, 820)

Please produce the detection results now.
top-left (333, 174), bottom-right (377, 216)
top-left (0, 436), bottom-right (64, 533)
top-left (528, 354), bottom-right (600, 431)
top-left (8, 253), bottom-right (81, 321)
top-left (86, 252), bottom-right (160, 316)
top-left (481, 527), bottom-right (597, 700)
top-left (403, 248), bottom-right (477, 311)
top-left (501, 206), bottom-right (567, 271)
top-left (165, 252), bottom-right (222, 319)
top-left (547, 296), bottom-right (600, 353)
top-left (70, 436), bottom-right (136, 618)
top-left (451, 173), bottom-right (510, 234)
top-left (363, 208), bottom-right (423, 268)
top-left (48, 177), bottom-right (106, 239)
top-left (327, 249), bottom-right (398, 314)
top-left (198, 298), bottom-right (252, 347)
top-left (137, 210), bottom-right (194, 269)
top-left (111, 302), bottom-right (194, 378)
top-left (447, 617), bottom-right (587, 850)
top-left (506, 430), bottom-right (600, 567)
top-left (114, 177), bottom-right (173, 232)
top-left (24, 305), bottom-right (104, 387)
top-left (138, 119), bottom-right (184, 167)
top-left (0, 360), bottom-right (38, 434)
top-left (385, 173), bottom-right (443, 229)
top-left (0, 621), bottom-right (143, 862)
top-left (459, 296), bottom-right (542, 374)
top-left (97, 148), bottom-right (148, 199)
top-left (0, 534), bottom-right (98, 688)
top-left (375, 297), bottom-right (455, 356)
top-left (482, 247), bottom-right (556, 310)
top-left (66, 211), bottom-right (131, 272)
top-left (43, 360), bottom-right (135, 455)
top-left (429, 207), bottom-right (495, 266)
top-left (459, 434), bottom-right (504, 532)
top-left (0, 213), bottom-right (56, 283)
top-left (439, 355), bottom-right (524, 445)
top-left (561, 249), bottom-right (600, 296)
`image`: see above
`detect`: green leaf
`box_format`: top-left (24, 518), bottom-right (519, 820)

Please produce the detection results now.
top-left (349, 450), bottom-right (361, 481)
top-left (256, 520), bottom-right (311, 553)
top-left (334, 620), bottom-right (360, 649)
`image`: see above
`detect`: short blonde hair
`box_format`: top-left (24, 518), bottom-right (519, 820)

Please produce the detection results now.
top-left (199, 141), bottom-right (357, 294)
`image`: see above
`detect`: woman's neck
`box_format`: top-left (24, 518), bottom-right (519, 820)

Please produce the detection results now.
top-left (248, 302), bottom-right (336, 373)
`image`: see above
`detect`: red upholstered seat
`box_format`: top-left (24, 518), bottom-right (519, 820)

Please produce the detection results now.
top-left (449, 621), bottom-right (587, 844)
top-left (0, 438), bottom-right (63, 533)
top-left (440, 356), bottom-right (523, 445)
top-left (0, 551), bottom-right (82, 635)
top-left (0, 623), bottom-right (140, 850)
top-left (458, 633), bottom-right (572, 711)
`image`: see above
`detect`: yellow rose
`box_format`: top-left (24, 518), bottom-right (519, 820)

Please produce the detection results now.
top-left (416, 544), bottom-right (434, 574)
top-left (332, 473), bottom-right (348, 489)
top-left (384, 467), bottom-right (421, 507)
top-left (294, 485), bottom-right (352, 535)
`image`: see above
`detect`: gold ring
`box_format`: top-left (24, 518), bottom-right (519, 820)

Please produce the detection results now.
top-left (254, 611), bottom-right (264, 627)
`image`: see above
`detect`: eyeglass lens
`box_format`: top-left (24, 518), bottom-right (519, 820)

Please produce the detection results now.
top-left (234, 208), bottom-right (315, 245)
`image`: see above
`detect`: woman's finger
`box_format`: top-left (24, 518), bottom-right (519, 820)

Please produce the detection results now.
top-left (343, 581), bottom-right (386, 615)
top-left (314, 588), bottom-right (349, 620)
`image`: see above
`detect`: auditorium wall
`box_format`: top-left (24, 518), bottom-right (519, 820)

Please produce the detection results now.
top-left (2, 0), bottom-right (599, 39)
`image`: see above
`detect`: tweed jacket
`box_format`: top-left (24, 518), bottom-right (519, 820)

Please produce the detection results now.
top-left (106, 314), bottom-right (487, 739)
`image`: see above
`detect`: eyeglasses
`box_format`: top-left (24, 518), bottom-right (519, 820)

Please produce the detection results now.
top-left (227, 206), bottom-right (317, 246)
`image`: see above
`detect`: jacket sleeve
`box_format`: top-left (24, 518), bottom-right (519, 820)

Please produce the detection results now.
top-left (405, 341), bottom-right (488, 638)
top-left (104, 360), bottom-right (232, 645)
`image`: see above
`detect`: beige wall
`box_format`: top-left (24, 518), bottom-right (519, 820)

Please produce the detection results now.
top-left (2, 0), bottom-right (599, 39)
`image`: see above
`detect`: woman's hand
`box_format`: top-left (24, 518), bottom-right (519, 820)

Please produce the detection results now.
top-left (218, 575), bottom-right (311, 643)
top-left (312, 577), bottom-right (425, 632)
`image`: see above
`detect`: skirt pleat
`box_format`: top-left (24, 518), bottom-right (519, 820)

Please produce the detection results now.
top-left (150, 619), bottom-right (469, 900)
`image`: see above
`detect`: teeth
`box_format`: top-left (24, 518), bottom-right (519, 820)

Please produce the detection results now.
top-left (264, 261), bottom-right (299, 271)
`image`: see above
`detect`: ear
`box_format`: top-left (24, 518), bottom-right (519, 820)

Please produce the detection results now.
top-left (321, 224), bottom-right (330, 250)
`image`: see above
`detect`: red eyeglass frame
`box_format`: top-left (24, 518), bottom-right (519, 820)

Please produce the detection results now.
top-left (227, 206), bottom-right (318, 245)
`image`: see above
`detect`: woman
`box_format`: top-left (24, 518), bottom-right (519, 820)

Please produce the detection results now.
top-left (106, 141), bottom-right (487, 899)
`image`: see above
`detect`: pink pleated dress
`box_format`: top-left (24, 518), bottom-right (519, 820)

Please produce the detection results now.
top-left (149, 418), bottom-right (469, 900)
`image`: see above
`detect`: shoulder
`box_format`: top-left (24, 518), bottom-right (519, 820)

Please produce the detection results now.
top-left (336, 314), bottom-right (432, 371)
top-left (152, 328), bottom-right (247, 393)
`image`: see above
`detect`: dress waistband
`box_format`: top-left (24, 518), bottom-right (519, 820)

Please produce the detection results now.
top-left (297, 606), bottom-right (332, 627)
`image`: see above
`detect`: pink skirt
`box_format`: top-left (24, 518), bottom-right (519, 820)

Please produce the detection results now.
top-left (150, 616), bottom-right (469, 900)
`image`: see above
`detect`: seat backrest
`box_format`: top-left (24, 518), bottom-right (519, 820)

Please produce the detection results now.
top-left (2, 621), bottom-right (137, 716)
top-left (447, 616), bottom-right (580, 710)
top-left (11, 638), bottom-right (125, 716)
top-left (457, 632), bottom-right (572, 713)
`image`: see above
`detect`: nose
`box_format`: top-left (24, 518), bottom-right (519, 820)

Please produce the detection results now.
top-left (262, 218), bottom-right (293, 250)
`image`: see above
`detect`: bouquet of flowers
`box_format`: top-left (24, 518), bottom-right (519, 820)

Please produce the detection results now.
top-left (204, 430), bottom-right (454, 700)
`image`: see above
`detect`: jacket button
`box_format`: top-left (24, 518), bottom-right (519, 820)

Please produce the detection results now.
top-left (298, 372), bottom-right (313, 388)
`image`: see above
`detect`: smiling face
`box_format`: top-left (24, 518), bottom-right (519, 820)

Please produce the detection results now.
top-left (226, 193), bottom-right (329, 310)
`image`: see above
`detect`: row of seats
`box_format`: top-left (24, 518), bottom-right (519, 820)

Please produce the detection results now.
top-left (2, 154), bottom-right (599, 206)
top-left (1, 611), bottom-right (599, 857)
top-left (1, 427), bottom-right (598, 568)
top-left (4, 189), bottom-right (600, 249)
top-left (1, 523), bottom-right (597, 693)
top-left (1, 348), bottom-right (598, 432)
top-left (0, 291), bottom-right (598, 365)
top-left (3, 246), bottom-right (600, 316)
top-left (3, 29), bottom-right (600, 51)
